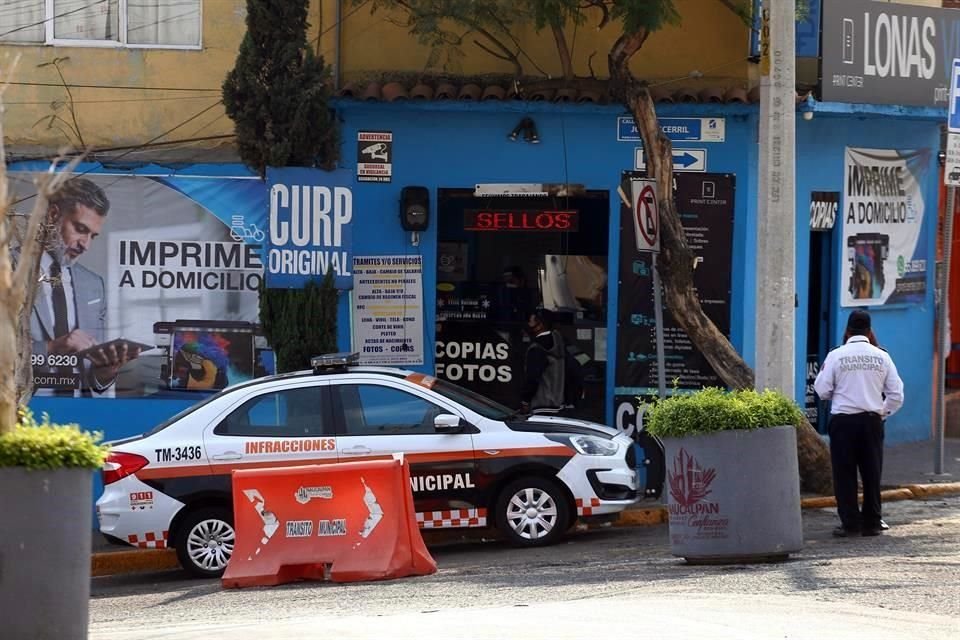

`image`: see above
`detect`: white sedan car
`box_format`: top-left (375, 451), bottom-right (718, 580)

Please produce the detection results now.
top-left (97, 353), bottom-right (645, 577)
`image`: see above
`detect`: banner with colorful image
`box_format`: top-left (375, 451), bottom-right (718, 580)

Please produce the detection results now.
top-left (7, 170), bottom-right (274, 399)
top-left (841, 148), bottom-right (930, 307)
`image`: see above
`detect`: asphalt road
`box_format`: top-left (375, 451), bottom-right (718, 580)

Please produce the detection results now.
top-left (90, 496), bottom-right (960, 639)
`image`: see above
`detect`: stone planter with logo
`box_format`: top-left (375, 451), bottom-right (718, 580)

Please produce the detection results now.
top-left (646, 389), bottom-right (804, 564)
top-left (0, 411), bottom-right (108, 640)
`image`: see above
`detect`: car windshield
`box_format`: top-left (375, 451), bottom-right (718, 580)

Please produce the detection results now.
top-left (429, 379), bottom-right (518, 421)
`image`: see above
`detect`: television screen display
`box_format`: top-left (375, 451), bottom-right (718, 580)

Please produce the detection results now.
top-left (169, 329), bottom-right (255, 391)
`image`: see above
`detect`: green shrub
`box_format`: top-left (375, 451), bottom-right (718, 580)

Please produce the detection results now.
top-left (645, 387), bottom-right (803, 439)
top-left (0, 408), bottom-right (109, 470)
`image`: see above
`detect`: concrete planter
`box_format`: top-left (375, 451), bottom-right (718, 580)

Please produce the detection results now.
top-left (0, 467), bottom-right (93, 639)
top-left (662, 425), bottom-right (803, 563)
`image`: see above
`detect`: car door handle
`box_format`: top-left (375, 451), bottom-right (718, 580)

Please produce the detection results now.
top-left (212, 452), bottom-right (243, 461)
top-left (342, 446), bottom-right (371, 455)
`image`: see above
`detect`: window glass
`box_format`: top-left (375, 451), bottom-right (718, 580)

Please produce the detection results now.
top-left (127, 0), bottom-right (200, 46)
top-left (215, 387), bottom-right (326, 437)
top-left (337, 385), bottom-right (443, 436)
top-left (0, 0), bottom-right (45, 43)
top-left (0, 0), bottom-right (202, 46)
top-left (430, 379), bottom-right (515, 420)
top-left (54, 0), bottom-right (120, 41)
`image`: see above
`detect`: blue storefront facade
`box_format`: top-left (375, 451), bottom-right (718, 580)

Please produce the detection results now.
top-left (22, 96), bottom-right (942, 454)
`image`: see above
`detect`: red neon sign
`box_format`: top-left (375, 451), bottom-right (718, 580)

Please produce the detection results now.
top-left (464, 210), bottom-right (579, 232)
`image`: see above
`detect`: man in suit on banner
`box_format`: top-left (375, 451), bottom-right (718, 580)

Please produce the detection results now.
top-left (22, 178), bottom-right (139, 396)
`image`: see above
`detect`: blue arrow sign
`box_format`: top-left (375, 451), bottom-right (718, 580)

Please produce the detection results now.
top-left (674, 152), bottom-right (698, 168)
top-left (634, 147), bottom-right (707, 172)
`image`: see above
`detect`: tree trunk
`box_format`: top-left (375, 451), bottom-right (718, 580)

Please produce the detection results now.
top-left (550, 22), bottom-right (575, 81)
top-left (609, 41), bottom-right (833, 496)
top-left (0, 252), bottom-right (18, 433)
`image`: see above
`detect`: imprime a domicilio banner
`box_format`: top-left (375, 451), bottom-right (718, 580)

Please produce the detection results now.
top-left (841, 148), bottom-right (930, 307)
top-left (8, 170), bottom-right (273, 398)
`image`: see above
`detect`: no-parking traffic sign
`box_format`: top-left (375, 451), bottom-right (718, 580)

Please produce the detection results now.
top-left (630, 178), bottom-right (660, 253)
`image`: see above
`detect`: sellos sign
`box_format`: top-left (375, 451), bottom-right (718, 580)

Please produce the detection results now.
top-left (463, 209), bottom-right (579, 232)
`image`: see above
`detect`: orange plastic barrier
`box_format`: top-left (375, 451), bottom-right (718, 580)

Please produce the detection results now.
top-left (221, 457), bottom-right (437, 588)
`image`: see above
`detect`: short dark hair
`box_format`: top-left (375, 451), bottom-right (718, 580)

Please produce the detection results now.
top-left (49, 178), bottom-right (110, 217)
top-left (531, 307), bottom-right (555, 328)
top-left (846, 309), bottom-right (871, 336)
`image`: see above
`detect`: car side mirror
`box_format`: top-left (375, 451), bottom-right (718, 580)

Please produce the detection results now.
top-left (433, 414), bottom-right (465, 434)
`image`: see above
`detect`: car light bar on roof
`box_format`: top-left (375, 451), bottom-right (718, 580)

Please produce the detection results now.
top-left (311, 352), bottom-right (359, 373)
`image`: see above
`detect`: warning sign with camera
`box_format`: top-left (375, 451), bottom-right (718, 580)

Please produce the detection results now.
top-left (357, 131), bottom-right (393, 183)
top-left (630, 178), bottom-right (659, 253)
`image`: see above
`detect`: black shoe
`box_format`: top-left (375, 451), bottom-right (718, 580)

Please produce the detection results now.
top-left (862, 527), bottom-right (883, 537)
top-left (832, 527), bottom-right (859, 538)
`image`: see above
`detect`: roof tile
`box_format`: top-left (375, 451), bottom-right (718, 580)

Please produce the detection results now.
top-left (335, 79), bottom-right (811, 106)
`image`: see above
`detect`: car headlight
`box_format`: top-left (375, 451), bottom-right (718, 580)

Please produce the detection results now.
top-left (569, 435), bottom-right (619, 456)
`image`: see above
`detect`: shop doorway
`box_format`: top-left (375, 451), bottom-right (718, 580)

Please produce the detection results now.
top-left (435, 189), bottom-right (610, 423)
top-left (806, 228), bottom-right (835, 434)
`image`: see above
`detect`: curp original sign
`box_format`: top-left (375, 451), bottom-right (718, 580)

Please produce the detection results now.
top-left (265, 167), bottom-right (355, 289)
top-left (821, 0), bottom-right (960, 107)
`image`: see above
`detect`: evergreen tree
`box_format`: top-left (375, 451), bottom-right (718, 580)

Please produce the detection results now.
top-left (259, 271), bottom-right (339, 373)
top-left (222, 0), bottom-right (339, 177)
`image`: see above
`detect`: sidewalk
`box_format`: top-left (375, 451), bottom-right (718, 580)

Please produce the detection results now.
top-left (878, 437), bottom-right (959, 487)
top-left (90, 438), bottom-right (960, 576)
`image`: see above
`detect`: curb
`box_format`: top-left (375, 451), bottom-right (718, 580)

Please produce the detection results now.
top-left (90, 484), bottom-right (960, 578)
top-left (91, 549), bottom-right (178, 578)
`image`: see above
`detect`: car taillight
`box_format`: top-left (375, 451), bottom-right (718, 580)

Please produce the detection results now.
top-left (102, 451), bottom-right (149, 485)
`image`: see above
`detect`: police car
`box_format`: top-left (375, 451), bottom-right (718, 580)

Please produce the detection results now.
top-left (97, 353), bottom-right (648, 578)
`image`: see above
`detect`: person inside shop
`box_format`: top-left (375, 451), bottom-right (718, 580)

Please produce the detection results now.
top-left (495, 265), bottom-right (535, 323)
top-left (519, 309), bottom-right (583, 416)
top-left (814, 309), bottom-right (904, 538)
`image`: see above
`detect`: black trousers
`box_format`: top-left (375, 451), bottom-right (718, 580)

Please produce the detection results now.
top-left (828, 412), bottom-right (885, 531)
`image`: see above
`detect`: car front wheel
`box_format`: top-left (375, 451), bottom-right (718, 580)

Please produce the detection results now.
top-left (173, 507), bottom-right (235, 579)
top-left (494, 476), bottom-right (571, 547)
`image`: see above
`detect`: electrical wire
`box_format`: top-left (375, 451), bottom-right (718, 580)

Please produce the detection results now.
top-left (5, 94), bottom-right (218, 105)
top-left (0, 0), bottom-right (106, 39)
top-left (9, 99), bottom-right (225, 207)
top-left (126, 7), bottom-right (198, 35)
top-left (6, 81), bottom-right (220, 92)
top-left (647, 56), bottom-right (752, 89)
top-left (312, 0), bottom-right (368, 46)
top-left (3, 1), bottom-right (369, 92)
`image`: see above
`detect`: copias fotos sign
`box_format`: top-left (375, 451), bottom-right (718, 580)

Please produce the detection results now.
top-left (264, 167), bottom-right (355, 289)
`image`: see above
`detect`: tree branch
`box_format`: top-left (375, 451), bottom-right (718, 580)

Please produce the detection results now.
top-left (473, 39), bottom-right (523, 77)
top-left (483, 9), bottom-right (549, 77)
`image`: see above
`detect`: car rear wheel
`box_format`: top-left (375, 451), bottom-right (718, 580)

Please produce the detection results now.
top-left (494, 476), bottom-right (570, 547)
top-left (174, 507), bottom-right (235, 579)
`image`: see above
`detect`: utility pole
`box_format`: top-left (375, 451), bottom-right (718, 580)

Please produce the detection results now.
top-left (936, 57), bottom-right (960, 475)
top-left (756, 0), bottom-right (796, 395)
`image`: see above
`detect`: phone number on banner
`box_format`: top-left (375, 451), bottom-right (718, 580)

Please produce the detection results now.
top-left (31, 354), bottom-right (80, 368)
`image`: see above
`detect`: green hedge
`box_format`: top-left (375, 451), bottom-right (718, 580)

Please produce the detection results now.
top-left (645, 388), bottom-right (803, 439)
top-left (0, 408), bottom-right (109, 470)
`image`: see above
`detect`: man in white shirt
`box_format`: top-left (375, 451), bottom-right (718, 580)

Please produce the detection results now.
top-left (814, 310), bottom-right (904, 538)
